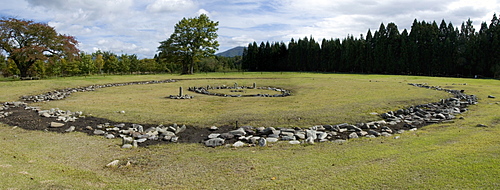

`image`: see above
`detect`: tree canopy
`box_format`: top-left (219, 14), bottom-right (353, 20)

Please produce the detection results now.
top-left (158, 14), bottom-right (219, 74)
top-left (0, 18), bottom-right (79, 77)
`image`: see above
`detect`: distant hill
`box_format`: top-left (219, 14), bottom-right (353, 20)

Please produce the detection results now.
top-left (216, 46), bottom-right (245, 57)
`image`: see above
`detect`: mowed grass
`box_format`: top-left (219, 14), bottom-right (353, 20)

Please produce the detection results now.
top-left (0, 72), bottom-right (499, 189)
top-left (33, 73), bottom-right (448, 128)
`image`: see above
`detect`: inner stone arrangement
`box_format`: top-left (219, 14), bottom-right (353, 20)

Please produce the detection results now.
top-left (188, 83), bottom-right (292, 97)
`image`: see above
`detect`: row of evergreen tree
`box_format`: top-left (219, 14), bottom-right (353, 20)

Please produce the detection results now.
top-left (242, 14), bottom-right (500, 78)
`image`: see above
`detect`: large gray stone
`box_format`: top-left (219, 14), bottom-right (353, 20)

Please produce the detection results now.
top-left (306, 130), bottom-right (317, 140)
top-left (317, 132), bottom-right (328, 140)
top-left (348, 132), bottom-right (359, 139)
top-left (229, 128), bottom-right (246, 136)
top-left (266, 137), bottom-right (279, 143)
top-left (368, 130), bottom-right (381, 137)
top-left (258, 137), bottom-right (267, 147)
top-left (205, 138), bottom-right (225, 147)
top-left (281, 136), bottom-right (296, 141)
top-left (220, 133), bottom-right (235, 139)
top-left (208, 133), bottom-right (220, 139)
top-left (294, 132), bottom-right (306, 140)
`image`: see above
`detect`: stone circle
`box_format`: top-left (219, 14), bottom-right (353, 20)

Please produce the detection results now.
top-left (0, 79), bottom-right (481, 148)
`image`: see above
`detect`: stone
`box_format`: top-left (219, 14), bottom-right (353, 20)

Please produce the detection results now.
top-left (332, 139), bottom-right (347, 144)
top-left (205, 138), bottom-right (225, 147)
top-left (380, 132), bottom-right (392, 137)
top-left (435, 113), bottom-right (446, 120)
top-left (368, 130), bottom-right (381, 137)
top-left (122, 137), bottom-right (134, 145)
top-left (306, 136), bottom-right (315, 144)
top-left (233, 141), bottom-right (245, 147)
top-left (259, 127), bottom-right (276, 135)
top-left (348, 132), bottom-right (359, 139)
top-left (175, 125), bottom-right (186, 134)
top-left (317, 132), bottom-right (328, 140)
top-left (281, 136), bottom-right (296, 141)
top-left (258, 137), bottom-right (267, 147)
top-left (306, 130), bottom-right (317, 140)
top-left (41, 112), bottom-right (51, 118)
top-left (488, 95), bottom-right (495, 98)
top-left (266, 137), bottom-right (279, 143)
top-left (121, 144), bottom-right (133, 148)
top-left (229, 128), bottom-right (246, 136)
top-left (357, 130), bottom-right (368, 136)
top-left (476, 124), bottom-right (489, 127)
top-left (93, 130), bottom-right (105, 135)
top-left (50, 122), bottom-right (65, 128)
top-left (209, 126), bottom-right (218, 131)
top-left (289, 140), bottom-right (301, 145)
top-left (220, 133), bottom-right (235, 139)
top-left (105, 134), bottom-right (115, 139)
top-left (65, 126), bottom-right (75, 132)
top-left (294, 132), bottom-right (306, 140)
top-left (170, 136), bottom-right (179, 142)
top-left (106, 160), bottom-right (120, 167)
top-left (250, 136), bottom-right (261, 144)
top-left (208, 133), bottom-right (220, 139)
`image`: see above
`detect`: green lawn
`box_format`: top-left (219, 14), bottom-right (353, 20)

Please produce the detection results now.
top-left (0, 72), bottom-right (499, 189)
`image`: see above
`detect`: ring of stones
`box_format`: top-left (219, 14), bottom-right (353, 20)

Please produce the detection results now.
top-left (188, 85), bottom-right (291, 97)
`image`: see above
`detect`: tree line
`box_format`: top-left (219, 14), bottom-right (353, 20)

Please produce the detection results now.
top-left (242, 14), bottom-right (500, 78)
top-left (0, 17), bottom-right (239, 79)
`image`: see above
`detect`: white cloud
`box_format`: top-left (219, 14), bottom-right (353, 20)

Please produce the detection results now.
top-left (147, 0), bottom-right (195, 13)
top-left (1, 0), bottom-right (499, 58)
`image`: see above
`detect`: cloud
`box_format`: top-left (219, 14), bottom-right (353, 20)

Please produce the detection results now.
top-left (1, 0), bottom-right (499, 58)
top-left (147, 0), bottom-right (195, 13)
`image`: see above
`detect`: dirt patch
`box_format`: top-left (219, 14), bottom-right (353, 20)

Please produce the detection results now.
top-left (0, 106), bottom-right (230, 147)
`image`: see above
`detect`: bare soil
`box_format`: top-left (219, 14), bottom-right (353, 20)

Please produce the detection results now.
top-left (0, 106), bottom-right (237, 147)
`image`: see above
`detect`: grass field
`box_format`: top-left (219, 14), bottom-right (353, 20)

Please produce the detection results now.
top-left (0, 72), bottom-right (499, 189)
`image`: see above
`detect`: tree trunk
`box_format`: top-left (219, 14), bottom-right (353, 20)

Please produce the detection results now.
top-left (14, 60), bottom-right (34, 78)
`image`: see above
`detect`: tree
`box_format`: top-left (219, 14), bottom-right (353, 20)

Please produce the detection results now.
top-left (158, 14), bottom-right (219, 74)
top-left (0, 18), bottom-right (79, 77)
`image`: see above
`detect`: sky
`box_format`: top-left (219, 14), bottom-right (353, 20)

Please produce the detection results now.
top-left (0, 0), bottom-right (499, 58)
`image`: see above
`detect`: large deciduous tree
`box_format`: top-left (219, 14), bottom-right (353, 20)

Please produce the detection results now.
top-left (0, 18), bottom-right (79, 77)
top-left (158, 14), bottom-right (219, 74)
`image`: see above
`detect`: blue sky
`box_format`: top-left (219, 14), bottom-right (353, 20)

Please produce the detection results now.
top-left (1, 0), bottom-right (498, 58)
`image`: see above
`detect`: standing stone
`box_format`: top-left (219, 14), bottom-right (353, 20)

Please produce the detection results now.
top-left (234, 82), bottom-right (238, 89)
top-left (179, 87), bottom-right (183, 97)
top-left (258, 137), bottom-right (267, 147)
top-left (253, 82), bottom-right (256, 89)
